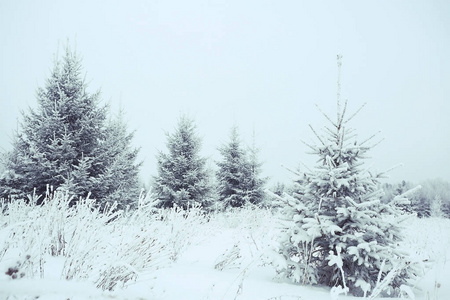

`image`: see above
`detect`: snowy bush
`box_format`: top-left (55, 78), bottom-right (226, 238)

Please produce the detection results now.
top-left (157, 203), bottom-right (208, 261)
top-left (0, 189), bottom-right (448, 299)
top-left (0, 189), bottom-right (179, 297)
top-left (213, 206), bottom-right (278, 270)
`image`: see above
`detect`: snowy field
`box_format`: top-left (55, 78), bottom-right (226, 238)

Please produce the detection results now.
top-left (0, 193), bottom-right (449, 300)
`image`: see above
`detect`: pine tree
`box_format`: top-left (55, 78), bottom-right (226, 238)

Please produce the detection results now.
top-left (216, 126), bottom-right (250, 209)
top-left (96, 109), bottom-right (142, 209)
top-left (411, 179), bottom-right (450, 218)
top-left (273, 56), bottom-right (417, 297)
top-left (0, 46), bottom-right (141, 207)
top-left (153, 115), bottom-right (212, 209)
top-left (216, 127), bottom-right (267, 209)
top-left (245, 131), bottom-right (267, 205)
top-left (430, 195), bottom-right (444, 218)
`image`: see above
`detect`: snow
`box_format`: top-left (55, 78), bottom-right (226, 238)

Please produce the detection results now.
top-left (0, 200), bottom-right (449, 300)
top-left (138, 229), bottom-right (331, 300)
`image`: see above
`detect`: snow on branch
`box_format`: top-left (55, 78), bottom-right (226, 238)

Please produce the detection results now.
top-left (345, 196), bottom-right (380, 209)
top-left (280, 164), bottom-right (306, 176)
top-left (344, 102), bottom-right (367, 125)
top-left (300, 138), bottom-right (317, 153)
top-left (315, 104), bottom-right (337, 128)
top-left (309, 124), bottom-right (326, 146)
top-left (336, 54), bottom-right (343, 123)
top-left (377, 163), bottom-right (403, 178)
top-left (360, 131), bottom-right (381, 146)
top-left (368, 260), bottom-right (410, 299)
top-left (337, 99), bottom-right (348, 129)
top-left (392, 185), bottom-right (422, 206)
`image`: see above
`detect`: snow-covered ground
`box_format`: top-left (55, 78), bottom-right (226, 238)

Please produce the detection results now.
top-left (0, 195), bottom-right (449, 300)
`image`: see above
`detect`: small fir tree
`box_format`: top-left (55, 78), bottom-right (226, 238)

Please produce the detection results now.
top-left (273, 56), bottom-right (418, 297)
top-left (0, 46), bottom-right (141, 207)
top-left (153, 115), bottom-right (212, 209)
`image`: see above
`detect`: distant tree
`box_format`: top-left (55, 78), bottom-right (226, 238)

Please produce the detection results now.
top-left (272, 182), bottom-right (286, 197)
top-left (416, 178), bottom-right (450, 218)
top-left (272, 56), bottom-right (418, 297)
top-left (382, 181), bottom-right (415, 214)
top-left (383, 179), bottom-right (450, 218)
top-left (380, 183), bottom-right (395, 203)
top-left (0, 46), bottom-right (141, 207)
top-left (430, 195), bottom-right (444, 218)
top-left (153, 115), bottom-right (212, 209)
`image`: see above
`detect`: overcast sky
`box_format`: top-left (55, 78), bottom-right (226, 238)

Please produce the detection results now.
top-left (1, 0), bottom-right (449, 185)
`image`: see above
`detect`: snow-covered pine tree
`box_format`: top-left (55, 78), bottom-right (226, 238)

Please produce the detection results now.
top-left (430, 195), bottom-right (444, 218)
top-left (411, 179), bottom-right (450, 218)
top-left (0, 46), bottom-right (141, 208)
top-left (216, 127), bottom-right (267, 209)
top-left (153, 115), bottom-right (212, 209)
top-left (245, 131), bottom-right (267, 205)
top-left (0, 46), bottom-right (105, 202)
top-left (273, 56), bottom-right (417, 297)
top-left (96, 109), bottom-right (142, 210)
top-left (216, 126), bottom-right (250, 209)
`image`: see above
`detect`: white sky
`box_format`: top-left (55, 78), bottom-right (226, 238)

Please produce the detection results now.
top-left (1, 0), bottom-right (449, 185)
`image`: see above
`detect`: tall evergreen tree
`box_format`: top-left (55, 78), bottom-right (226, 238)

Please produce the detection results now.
top-left (216, 126), bottom-right (249, 209)
top-left (272, 56), bottom-right (418, 297)
top-left (153, 115), bottom-right (212, 209)
top-left (0, 46), bottom-right (141, 207)
top-left (96, 109), bottom-right (142, 209)
top-left (245, 131), bottom-right (267, 205)
top-left (216, 127), bottom-right (267, 209)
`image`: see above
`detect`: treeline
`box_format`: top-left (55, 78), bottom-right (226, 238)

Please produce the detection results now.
top-left (381, 179), bottom-right (450, 218)
top-left (271, 178), bottom-right (450, 219)
top-left (152, 116), bottom-right (266, 211)
top-left (0, 47), bottom-right (266, 211)
top-left (1, 46), bottom-right (449, 221)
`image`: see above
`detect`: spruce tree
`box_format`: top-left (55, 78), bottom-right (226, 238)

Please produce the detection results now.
top-left (96, 109), bottom-right (142, 209)
top-left (216, 126), bottom-right (250, 209)
top-left (245, 131), bottom-right (267, 205)
top-left (0, 46), bottom-right (141, 207)
top-left (430, 195), bottom-right (444, 218)
top-left (153, 115), bottom-right (212, 209)
top-left (216, 127), bottom-right (267, 209)
top-left (273, 56), bottom-right (417, 297)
